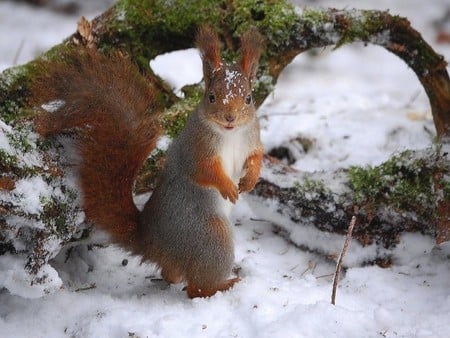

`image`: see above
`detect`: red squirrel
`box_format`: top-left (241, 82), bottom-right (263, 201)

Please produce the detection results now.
top-left (31, 26), bottom-right (264, 298)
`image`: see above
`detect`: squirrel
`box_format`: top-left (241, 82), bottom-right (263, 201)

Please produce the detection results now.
top-left (30, 26), bottom-right (264, 298)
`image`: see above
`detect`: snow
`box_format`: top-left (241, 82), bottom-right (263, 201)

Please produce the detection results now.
top-left (0, 123), bottom-right (12, 153)
top-left (0, 254), bottom-right (63, 299)
top-left (259, 44), bottom-right (436, 171)
top-left (1, 0), bottom-right (450, 337)
top-left (150, 48), bottom-right (202, 96)
top-left (9, 176), bottom-right (52, 214)
top-left (222, 69), bottom-right (245, 104)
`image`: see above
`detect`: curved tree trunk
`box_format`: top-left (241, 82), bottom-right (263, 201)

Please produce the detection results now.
top-left (1, 2), bottom-right (449, 132)
top-left (66, 7), bottom-right (450, 135)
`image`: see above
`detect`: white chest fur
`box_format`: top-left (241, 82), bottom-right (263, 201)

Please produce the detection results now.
top-left (217, 127), bottom-right (251, 216)
top-left (219, 127), bottom-right (250, 184)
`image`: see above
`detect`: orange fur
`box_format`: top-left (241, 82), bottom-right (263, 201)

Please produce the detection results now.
top-left (196, 25), bottom-right (223, 87)
top-left (161, 262), bottom-right (184, 284)
top-left (193, 156), bottom-right (239, 203)
top-left (240, 28), bottom-right (264, 80)
top-left (187, 278), bottom-right (240, 298)
top-left (31, 49), bottom-right (161, 250)
top-left (239, 149), bottom-right (263, 193)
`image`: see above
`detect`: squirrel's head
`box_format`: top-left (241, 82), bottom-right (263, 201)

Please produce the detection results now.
top-left (196, 26), bottom-right (264, 131)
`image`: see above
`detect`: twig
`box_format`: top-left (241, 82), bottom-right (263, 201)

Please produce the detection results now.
top-left (331, 215), bottom-right (356, 305)
top-left (249, 217), bottom-right (271, 223)
top-left (12, 38), bottom-right (25, 66)
top-left (75, 283), bottom-right (96, 292)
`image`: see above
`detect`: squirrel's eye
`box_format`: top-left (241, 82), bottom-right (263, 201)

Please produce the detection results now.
top-left (208, 93), bottom-right (216, 103)
top-left (245, 94), bottom-right (252, 105)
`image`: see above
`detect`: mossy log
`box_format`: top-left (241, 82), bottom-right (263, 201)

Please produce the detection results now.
top-left (248, 145), bottom-right (450, 266)
top-left (82, 4), bottom-right (450, 135)
top-left (1, 0), bottom-right (450, 296)
top-left (1, 1), bottom-right (449, 131)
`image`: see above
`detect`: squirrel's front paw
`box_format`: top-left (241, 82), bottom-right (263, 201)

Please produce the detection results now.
top-left (238, 176), bottom-right (257, 193)
top-left (239, 177), bottom-right (254, 192)
top-left (219, 181), bottom-right (239, 203)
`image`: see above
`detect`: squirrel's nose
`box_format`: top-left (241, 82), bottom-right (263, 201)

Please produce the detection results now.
top-left (225, 115), bottom-right (235, 123)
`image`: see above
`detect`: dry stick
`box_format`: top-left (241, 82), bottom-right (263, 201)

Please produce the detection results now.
top-left (12, 38), bottom-right (25, 66)
top-left (331, 215), bottom-right (356, 305)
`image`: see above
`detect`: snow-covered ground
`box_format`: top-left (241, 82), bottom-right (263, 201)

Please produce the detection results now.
top-left (1, 0), bottom-right (450, 337)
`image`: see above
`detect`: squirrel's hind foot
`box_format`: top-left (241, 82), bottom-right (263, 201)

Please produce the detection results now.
top-left (186, 277), bottom-right (241, 298)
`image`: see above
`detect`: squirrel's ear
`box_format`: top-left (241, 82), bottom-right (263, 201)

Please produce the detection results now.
top-left (240, 28), bottom-right (264, 82)
top-left (196, 25), bottom-right (223, 84)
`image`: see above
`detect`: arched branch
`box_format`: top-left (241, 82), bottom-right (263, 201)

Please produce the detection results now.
top-left (279, 9), bottom-right (450, 138)
top-left (1, 3), bottom-right (448, 136)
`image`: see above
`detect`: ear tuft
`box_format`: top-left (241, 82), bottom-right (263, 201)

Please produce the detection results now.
top-left (240, 28), bottom-right (265, 81)
top-left (196, 25), bottom-right (223, 81)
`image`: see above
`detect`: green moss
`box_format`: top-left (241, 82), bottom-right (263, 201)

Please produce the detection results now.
top-left (332, 10), bottom-right (387, 48)
top-left (443, 180), bottom-right (450, 200)
top-left (299, 8), bottom-right (331, 29)
top-left (347, 150), bottom-right (435, 210)
top-left (162, 102), bottom-right (192, 139)
top-left (252, 70), bottom-right (274, 106)
top-left (291, 177), bottom-right (332, 205)
top-left (295, 8), bottom-right (335, 45)
top-left (292, 9), bottom-right (398, 50)
top-left (106, 0), bottom-right (299, 62)
top-left (287, 176), bottom-right (336, 220)
top-left (0, 149), bottom-right (38, 179)
top-left (6, 127), bottom-right (34, 153)
top-left (294, 177), bottom-right (328, 195)
top-left (0, 125), bottom-right (43, 178)
top-left (106, 0), bottom-right (223, 59)
top-left (0, 149), bottom-right (19, 172)
top-left (40, 186), bottom-right (78, 234)
top-left (136, 148), bottom-right (166, 193)
top-left (0, 55), bottom-right (59, 126)
top-left (162, 84), bottom-right (202, 139)
top-left (39, 43), bottom-right (87, 65)
top-left (231, 0), bottom-right (298, 53)
top-left (0, 64), bottom-right (35, 124)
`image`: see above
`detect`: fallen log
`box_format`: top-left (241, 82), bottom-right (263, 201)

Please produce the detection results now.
top-left (247, 145), bottom-right (450, 266)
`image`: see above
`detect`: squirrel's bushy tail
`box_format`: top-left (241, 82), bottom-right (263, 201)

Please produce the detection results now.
top-left (31, 49), bottom-right (161, 248)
